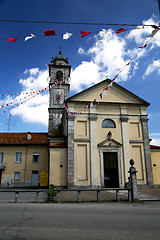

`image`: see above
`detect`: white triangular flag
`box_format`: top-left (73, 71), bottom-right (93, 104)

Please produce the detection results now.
top-left (99, 29), bottom-right (108, 37)
top-left (25, 34), bottom-right (36, 41)
top-left (63, 32), bottom-right (72, 40)
top-left (90, 102), bottom-right (93, 108)
top-left (102, 90), bottom-right (106, 97)
top-left (108, 82), bottom-right (113, 88)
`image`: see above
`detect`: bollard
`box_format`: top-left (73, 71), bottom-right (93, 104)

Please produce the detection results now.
top-left (116, 190), bottom-right (120, 202)
top-left (97, 190), bottom-right (101, 202)
top-left (15, 191), bottom-right (18, 203)
top-left (57, 191), bottom-right (60, 203)
top-left (128, 159), bottom-right (138, 201)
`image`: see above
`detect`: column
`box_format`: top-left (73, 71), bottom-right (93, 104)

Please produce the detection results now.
top-left (141, 115), bottom-right (153, 186)
top-left (120, 112), bottom-right (130, 183)
top-left (67, 115), bottom-right (75, 189)
top-left (89, 113), bottom-right (98, 188)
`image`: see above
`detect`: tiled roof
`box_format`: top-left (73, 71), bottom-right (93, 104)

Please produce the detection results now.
top-left (150, 145), bottom-right (160, 149)
top-left (49, 142), bottom-right (67, 148)
top-left (0, 132), bottom-right (48, 145)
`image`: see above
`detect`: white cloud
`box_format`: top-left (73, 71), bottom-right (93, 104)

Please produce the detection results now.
top-left (143, 59), bottom-right (160, 78)
top-left (6, 17), bottom-right (160, 126)
top-left (19, 68), bottom-right (48, 90)
top-left (11, 95), bottom-right (48, 126)
top-left (70, 61), bottom-right (101, 91)
top-left (71, 29), bottom-right (132, 91)
top-left (127, 17), bottom-right (160, 49)
top-left (150, 133), bottom-right (160, 146)
top-left (10, 68), bottom-right (49, 126)
top-left (150, 138), bottom-right (160, 146)
top-left (78, 47), bottom-right (85, 55)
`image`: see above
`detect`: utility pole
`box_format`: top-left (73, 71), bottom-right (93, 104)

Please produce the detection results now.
top-left (7, 114), bottom-right (11, 132)
top-left (158, 0), bottom-right (160, 15)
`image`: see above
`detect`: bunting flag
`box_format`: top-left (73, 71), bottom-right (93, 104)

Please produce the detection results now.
top-left (44, 30), bottom-right (56, 36)
top-left (138, 43), bottom-right (147, 48)
top-left (2, 25), bottom-right (159, 44)
top-left (80, 31), bottom-right (91, 38)
top-left (99, 29), bottom-right (108, 37)
top-left (116, 28), bottom-right (127, 34)
top-left (148, 29), bottom-right (159, 38)
top-left (25, 34), bottom-right (36, 41)
top-left (63, 32), bottom-right (72, 40)
top-left (0, 81), bottom-right (59, 111)
top-left (126, 60), bottom-right (131, 66)
top-left (152, 25), bottom-right (159, 30)
top-left (7, 38), bottom-right (18, 43)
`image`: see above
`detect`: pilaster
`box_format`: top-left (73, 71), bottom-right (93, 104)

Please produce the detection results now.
top-left (67, 115), bottom-right (75, 188)
top-left (89, 113), bottom-right (98, 187)
top-left (141, 115), bottom-right (153, 185)
top-left (120, 111), bottom-right (130, 183)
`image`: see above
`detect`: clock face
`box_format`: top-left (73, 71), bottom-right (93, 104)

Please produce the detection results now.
top-left (56, 71), bottom-right (63, 80)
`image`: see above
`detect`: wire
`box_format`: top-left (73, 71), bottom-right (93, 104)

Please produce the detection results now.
top-left (0, 19), bottom-right (156, 27)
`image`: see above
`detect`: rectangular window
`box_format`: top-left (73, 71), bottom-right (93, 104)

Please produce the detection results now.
top-left (33, 153), bottom-right (39, 163)
top-left (0, 153), bottom-right (4, 167)
top-left (14, 172), bottom-right (20, 181)
top-left (15, 152), bottom-right (22, 163)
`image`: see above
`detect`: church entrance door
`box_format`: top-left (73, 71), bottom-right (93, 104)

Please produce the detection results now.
top-left (103, 152), bottom-right (119, 188)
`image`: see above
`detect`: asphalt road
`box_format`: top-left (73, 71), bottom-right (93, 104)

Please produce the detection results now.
top-left (0, 202), bottom-right (160, 240)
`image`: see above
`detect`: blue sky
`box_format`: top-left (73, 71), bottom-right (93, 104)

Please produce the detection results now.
top-left (0, 0), bottom-right (160, 145)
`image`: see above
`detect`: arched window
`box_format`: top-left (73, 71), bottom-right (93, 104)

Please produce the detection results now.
top-left (102, 119), bottom-right (116, 128)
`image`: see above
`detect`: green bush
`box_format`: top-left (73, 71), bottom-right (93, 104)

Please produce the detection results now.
top-left (48, 184), bottom-right (57, 197)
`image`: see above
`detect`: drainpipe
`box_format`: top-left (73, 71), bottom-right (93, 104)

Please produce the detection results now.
top-left (24, 146), bottom-right (27, 185)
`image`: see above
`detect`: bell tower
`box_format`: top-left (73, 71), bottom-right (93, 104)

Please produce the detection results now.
top-left (48, 50), bottom-right (71, 135)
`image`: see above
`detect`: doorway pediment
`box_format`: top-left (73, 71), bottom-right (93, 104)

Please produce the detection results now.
top-left (98, 133), bottom-right (122, 148)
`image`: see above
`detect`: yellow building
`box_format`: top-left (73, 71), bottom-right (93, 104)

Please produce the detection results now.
top-left (0, 132), bottom-right (48, 187)
top-left (150, 145), bottom-right (160, 185)
top-left (48, 51), bottom-right (153, 189)
top-left (0, 52), bottom-right (158, 188)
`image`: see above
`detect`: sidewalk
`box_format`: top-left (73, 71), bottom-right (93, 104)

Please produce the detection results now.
top-left (137, 188), bottom-right (160, 201)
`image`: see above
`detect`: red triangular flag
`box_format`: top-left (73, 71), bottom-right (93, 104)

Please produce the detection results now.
top-left (80, 31), bottom-right (91, 38)
top-left (139, 43), bottom-right (147, 49)
top-left (152, 25), bottom-right (159, 30)
top-left (7, 38), bottom-right (18, 43)
top-left (44, 30), bottom-right (56, 36)
top-left (103, 87), bottom-right (108, 91)
top-left (116, 28), bottom-right (127, 34)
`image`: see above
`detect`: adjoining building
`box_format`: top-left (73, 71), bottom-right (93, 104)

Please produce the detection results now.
top-left (0, 51), bottom-right (157, 188)
top-left (0, 132), bottom-right (48, 187)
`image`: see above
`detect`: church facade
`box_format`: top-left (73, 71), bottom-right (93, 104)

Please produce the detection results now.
top-left (0, 52), bottom-right (155, 188)
top-left (48, 51), bottom-right (153, 189)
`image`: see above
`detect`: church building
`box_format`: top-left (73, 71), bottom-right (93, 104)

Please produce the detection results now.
top-left (0, 51), bottom-right (155, 188)
top-left (48, 51), bottom-right (153, 189)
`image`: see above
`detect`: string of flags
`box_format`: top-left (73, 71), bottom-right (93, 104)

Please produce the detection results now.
top-left (0, 24), bottom-right (159, 116)
top-left (61, 30), bottom-right (159, 116)
top-left (0, 82), bottom-right (59, 114)
top-left (2, 24), bottom-right (160, 43)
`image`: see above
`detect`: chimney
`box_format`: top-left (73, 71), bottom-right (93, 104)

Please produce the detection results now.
top-left (27, 132), bottom-right (32, 140)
